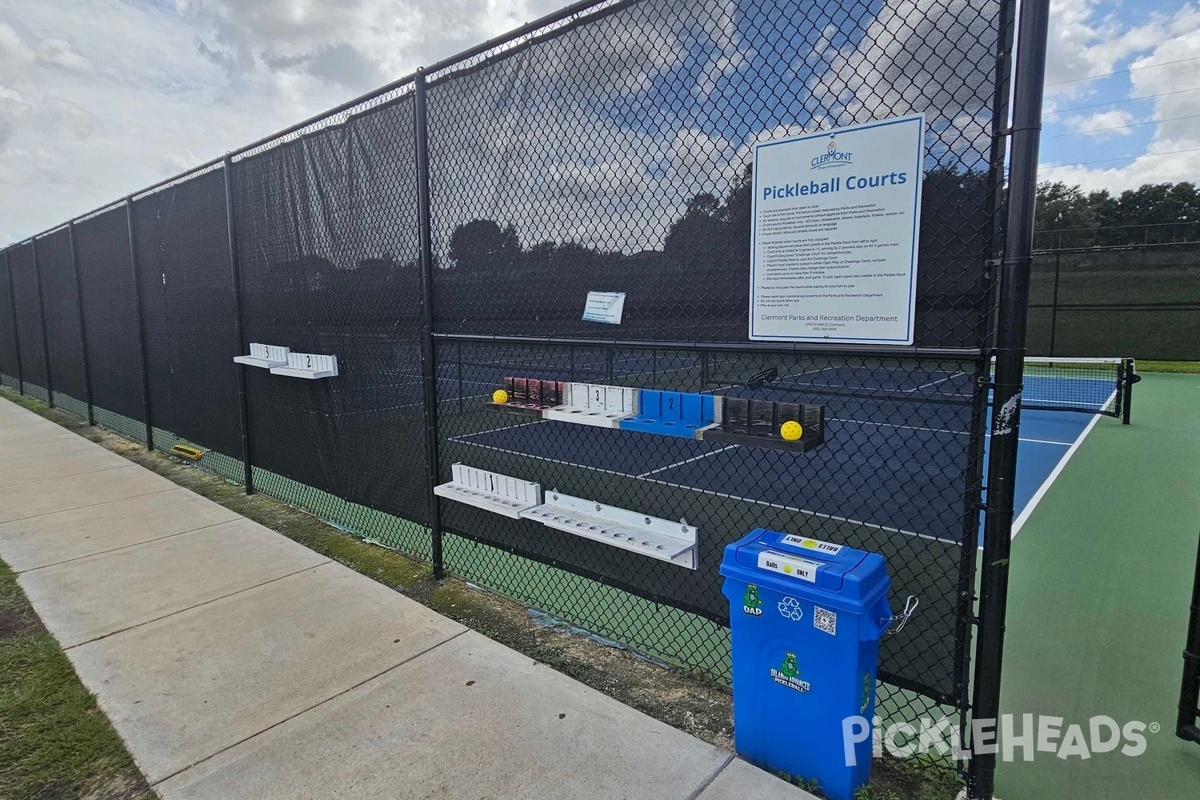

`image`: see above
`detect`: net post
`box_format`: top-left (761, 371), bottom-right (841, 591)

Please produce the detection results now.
top-left (4, 248), bottom-right (24, 395)
top-left (414, 68), bottom-right (444, 581)
top-left (968, 1), bottom-right (1050, 798)
top-left (223, 154), bottom-right (255, 495)
top-left (125, 197), bottom-right (154, 450)
top-left (1121, 359), bottom-right (1134, 425)
top-left (30, 238), bottom-right (55, 407)
top-left (1178, 528), bottom-right (1200, 743)
top-left (67, 222), bottom-right (96, 425)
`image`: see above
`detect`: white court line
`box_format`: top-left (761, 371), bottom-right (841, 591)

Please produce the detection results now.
top-left (710, 365), bottom-right (842, 393)
top-left (449, 418), bottom-right (545, 440)
top-left (913, 372), bottom-right (969, 390)
top-left (771, 370), bottom-right (971, 394)
top-left (1019, 436), bottom-right (1074, 446)
top-left (446, 438), bottom-right (633, 480)
top-left (1010, 387), bottom-right (1116, 539)
top-left (641, 473), bottom-right (961, 546)
top-left (830, 417), bottom-right (968, 437)
top-left (636, 445), bottom-right (740, 478)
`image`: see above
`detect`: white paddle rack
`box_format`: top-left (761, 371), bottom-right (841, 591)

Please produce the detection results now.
top-left (520, 492), bottom-right (697, 569)
top-left (233, 343), bottom-right (290, 369)
top-left (434, 465), bottom-right (697, 569)
top-left (433, 464), bottom-right (542, 519)
top-left (543, 383), bottom-right (638, 428)
top-left (270, 352), bottom-right (339, 379)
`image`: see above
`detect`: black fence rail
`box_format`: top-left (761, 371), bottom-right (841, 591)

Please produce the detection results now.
top-left (0, 0), bottom-right (1051, 796)
top-left (1029, 226), bottom-right (1200, 366)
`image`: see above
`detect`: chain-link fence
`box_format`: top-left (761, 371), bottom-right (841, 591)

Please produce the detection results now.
top-left (1030, 224), bottom-right (1200, 371)
top-left (0, 0), bottom-right (1046, 795)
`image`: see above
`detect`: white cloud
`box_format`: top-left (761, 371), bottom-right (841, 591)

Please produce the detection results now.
top-left (796, 0), bottom-right (1001, 171)
top-left (1041, 2), bottom-right (1200, 193)
top-left (0, 0), bottom-right (561, 243)
top-left (36, 38), bottom-right (92, 72)
top-left (1044, 0), bottom-right (1173, 98)
top-left (1064, 108), bottom-right (1134, 140)
top-left (7, 0), bottom-right (1191, 250)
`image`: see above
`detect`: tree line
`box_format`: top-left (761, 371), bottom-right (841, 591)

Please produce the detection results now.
top-left (1034, 181), bottom-right (1199, 248)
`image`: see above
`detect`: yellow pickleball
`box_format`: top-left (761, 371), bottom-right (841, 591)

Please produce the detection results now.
top-left (492, 389), bottom-right (509, 404)
top-left (780, 420), bottom-right (803, 441)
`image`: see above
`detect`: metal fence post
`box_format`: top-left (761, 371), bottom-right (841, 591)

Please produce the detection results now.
top-left (125, 197), bottom-right (154, 449)
top-left (968, 1), bottom-right (1051, 798)
top-left (414, 68), bottom-right (444, 580)
top-left (31, 237), bottom-right (55, 407)
top-left (67, 222), bottom-right (96, 425)
top-left (224, 155), bottom-right (256, 494)
top-left (4, 248), bottom-right (24, 394)
top-left (1178, 527), bottom-right (1200, 744)
top-left (1048, 250), bottom-right (1061, 356)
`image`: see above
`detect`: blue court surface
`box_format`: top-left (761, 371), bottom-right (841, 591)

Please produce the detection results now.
top-left (441, 356), bottom-right (1123, 548)
top-left (988, 408), bottom-right (1101, 538)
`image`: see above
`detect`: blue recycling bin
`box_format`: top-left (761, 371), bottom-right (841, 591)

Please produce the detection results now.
top-left (720, 529), bottom-right (892, 800)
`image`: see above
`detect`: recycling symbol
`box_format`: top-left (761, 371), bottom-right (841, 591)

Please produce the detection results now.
top-left (777, 596), bottom-right (804, 621)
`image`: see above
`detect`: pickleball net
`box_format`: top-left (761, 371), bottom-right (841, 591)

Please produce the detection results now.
top-left (1012, 357), bottom-right (1136, 418)
top-left (720, 356), bottom-right (1137, 421)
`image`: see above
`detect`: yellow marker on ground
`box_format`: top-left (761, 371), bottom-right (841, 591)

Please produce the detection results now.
top-left (492, 389), bottom-right (509, 404)
top-left (780, 420), bottom-right (803, 441)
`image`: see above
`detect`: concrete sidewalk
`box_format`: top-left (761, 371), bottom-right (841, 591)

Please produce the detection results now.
top-left (0, 398), bottom-right (815, 800)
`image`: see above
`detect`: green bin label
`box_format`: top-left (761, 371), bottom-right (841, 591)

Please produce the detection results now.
top-left (770, 652), bottom-right (812, 693)
top-left (742, 584), bottom-right (763, 616)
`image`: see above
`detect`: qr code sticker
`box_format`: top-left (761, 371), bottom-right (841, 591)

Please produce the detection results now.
top-left (813, 606), bottom-right (837, 636)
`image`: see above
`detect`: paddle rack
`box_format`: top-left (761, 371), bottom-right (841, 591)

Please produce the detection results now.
top-left (699, 397), bottom-right (825, 454)
top-left (434, 464), bottom-right (698, 569)
top-left (270, 352), bottom-right (339, 379)
top-left (543, 382), bottom-right (638, 428)
top-left (233, 343), bottom-right (290, 369)
top-left (523, 491), bottom-right (698, 569)
top-left (487, 378), bottom-right (564, 417)
top-left (433, 463), bottom-right (542, 519)
top-left (486, 377), bottom-right (825, 455)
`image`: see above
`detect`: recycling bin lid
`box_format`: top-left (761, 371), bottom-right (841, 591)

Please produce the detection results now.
top-left (720, 528), bottom-right (888, 606)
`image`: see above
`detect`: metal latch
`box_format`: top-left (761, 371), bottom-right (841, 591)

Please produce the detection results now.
top-left (883, 595), bottom-right (920, 634)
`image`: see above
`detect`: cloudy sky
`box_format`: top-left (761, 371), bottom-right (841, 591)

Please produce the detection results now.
top-left (1, 0), bottom-right (1198, 244)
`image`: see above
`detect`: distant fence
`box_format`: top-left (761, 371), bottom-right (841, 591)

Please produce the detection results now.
top-left (1029, 223), bottom-right (1200, 365)
top-left (0, 0), bottom-right (1042, 795)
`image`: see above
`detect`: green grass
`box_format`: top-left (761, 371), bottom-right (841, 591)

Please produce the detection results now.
top-left (1135, 360), bottom-right (1200, 374)
top-left (0, 560), bottom-right (155, 800)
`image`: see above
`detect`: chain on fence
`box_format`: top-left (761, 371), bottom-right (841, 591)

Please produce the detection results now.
top-left (0, 0), bottom-right (1043, 789)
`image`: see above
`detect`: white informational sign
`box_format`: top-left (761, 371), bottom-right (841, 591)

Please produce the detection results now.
top-left (748, 114), bottom-right (925, 344)
top-left (582, 291), bottom-right (626, 325)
